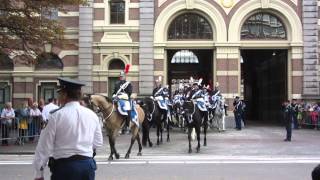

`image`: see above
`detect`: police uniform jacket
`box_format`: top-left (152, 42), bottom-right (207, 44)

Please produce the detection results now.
top-left (113, 80), bottom-right (132, 97)
top-left (33, 101), bottom-right (103, 178)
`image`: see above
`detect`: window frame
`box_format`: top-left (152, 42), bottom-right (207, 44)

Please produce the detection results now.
top-left (110, 0), bottom-right (125, 24)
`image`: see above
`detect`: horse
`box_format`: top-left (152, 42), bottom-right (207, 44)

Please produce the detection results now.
top-left (213, 98), bottom-right (225, 132)
top-left (85, 94), bottom-right (145, 160)
top-left (142, 97), bottom-right (170, 146)
top-left (183, 100), bottom-right (208, 153)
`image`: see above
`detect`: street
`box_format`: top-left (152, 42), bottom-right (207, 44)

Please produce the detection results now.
top-left (0, 125), bottom-right (320, 179)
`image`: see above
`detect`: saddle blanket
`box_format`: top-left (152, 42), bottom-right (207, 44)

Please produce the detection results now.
top-left (155, 96), bottom-right (168, 110)
top-left (117, 100), bottom-right (139, 127)
top-left (195, 98), bottom-right (207, 112)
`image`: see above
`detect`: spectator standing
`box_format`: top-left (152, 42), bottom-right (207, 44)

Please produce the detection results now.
top-left (28, 103), bottom-right (42, 142)
top-left (1, 102), bottom-right (15, 146)
top-left (16, 102), bottom-right (29, 145)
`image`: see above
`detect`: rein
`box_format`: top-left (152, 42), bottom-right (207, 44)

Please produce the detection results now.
top-left (147, 99), bottom-right (156, 121)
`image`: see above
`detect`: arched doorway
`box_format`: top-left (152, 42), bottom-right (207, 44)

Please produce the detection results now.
top-left (167, 12), bottom-right (214, 91)
top-left (108, 59), bottom-right (125, 97)
top-left (240, 12), bottom-right (288, 122)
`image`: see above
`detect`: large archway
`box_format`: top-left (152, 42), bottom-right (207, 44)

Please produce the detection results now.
top-left (165, 11), bottom-right (214, 91)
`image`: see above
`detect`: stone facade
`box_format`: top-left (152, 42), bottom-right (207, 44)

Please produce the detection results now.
top-left (1, 0), bottom-right (319, 108)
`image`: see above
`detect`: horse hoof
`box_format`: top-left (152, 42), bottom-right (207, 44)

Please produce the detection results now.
top-left (137, 152), bottom-right (142, 156)
top-left (108, 156), bottom-right (113, 161)
top-left (167, 138), bottom-right (170, 142)
top-left (204, 142), bottom-right (207, 146)
top-left (115, 153), bottom-right (120, 159)
top-left (188, 149), bottom-right (192, 153)
top-left (196, 148), bottom-right (200, 153)
top-left (125, 154), bottom-right (129, 159)
top-left (149, 142), bottom-right (153, 147)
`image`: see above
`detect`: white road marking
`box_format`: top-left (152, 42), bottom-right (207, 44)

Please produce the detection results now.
top-left (1, 155), bottom-right (320, 165)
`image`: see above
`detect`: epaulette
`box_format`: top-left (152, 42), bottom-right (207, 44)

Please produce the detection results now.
top-left (49, 106), bottom-right (64, 114)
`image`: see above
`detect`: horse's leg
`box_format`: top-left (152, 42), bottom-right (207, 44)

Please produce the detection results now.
top-left (142, 120), bottom-right (148, 147)
top-left (203, 112), bottom-right (208, 146)
top-left (108, 135), bottom-right (115, 161)
top-left (187, 126), bottom-right (192, 153)
top-left (160, 121), bottom-right (163, 143)
top-left (147, 123), bottom-right (153, 147)
top-left (196, 125), bottom-right (201, 153)
top-left (166, 112), bottom-right (170, 142)
top-left (111, 131), bottom-right (120, 159)
top-left (156, 121), bottom-right (160, 145)
top-left (136, 133), bottom-right (143, 156)
top-left (125, 127), bottom-right (138, 159)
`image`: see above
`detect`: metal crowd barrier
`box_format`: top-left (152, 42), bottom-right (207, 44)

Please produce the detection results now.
top-left (0, 116), bottom-right (44, 146)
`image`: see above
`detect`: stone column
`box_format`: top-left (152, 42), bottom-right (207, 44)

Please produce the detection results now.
top-left (78, 0), bottom-right (93, 93)
top-left (139, 0), bottom-right (154, 95)
top-left (302, 0), bottom-right (319, 97)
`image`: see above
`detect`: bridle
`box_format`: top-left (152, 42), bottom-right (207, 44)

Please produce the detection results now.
top-left (88, 97), bottom-right (115, 121)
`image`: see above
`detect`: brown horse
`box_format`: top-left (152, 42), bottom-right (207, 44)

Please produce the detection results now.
top-left (85, 94), bottom-right (145, 160)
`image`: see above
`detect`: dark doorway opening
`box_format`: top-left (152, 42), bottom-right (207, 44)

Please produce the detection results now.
top-left (167, 49), bottom-right (213, 92)
top-left (241, 49), bottom-right (288, 123)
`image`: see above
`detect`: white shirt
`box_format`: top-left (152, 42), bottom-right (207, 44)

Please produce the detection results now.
top-left (41, 103), bottom-right (59, 121)
top-left (33, 101), bottom-right (103, 178)
top-left (1, 108), bottom-right (15, 119)
top-left (29, 108), bottom-right (41, 117)
top-left (1, 108), bottom-right (15, 124)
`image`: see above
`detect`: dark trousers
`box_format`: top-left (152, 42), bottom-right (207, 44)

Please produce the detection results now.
top-left (235, 113), bottom-right (242, 130)
top-left (1, 124), bottom-right (9, 145)
top-left (285, 123), bottom-right (292, 140)
top-left (51, 158), bottom-right (96, 180)
top-left (293, 115), bottom-right (298, 129)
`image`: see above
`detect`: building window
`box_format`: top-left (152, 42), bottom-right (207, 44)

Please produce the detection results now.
top-left (35, 53), bottom-right (63, 70)
top-left (171, 50), bottom-right (199, 64)
top-left (168, 13), bottom-right (213, 40)
top-left (41, 8), bottom-right (59, 20)
top-left (0, 82), bottom-right (10, 109)
top-left (0, 52), bottom-right (13, 70)
top-left (38, 82), bottom-right (58, 103)
top-left (110, 0), bottom-right (125, 24)
top-left (241, 13), bottom-right (287, 40)
top-left (108, 59), bottom-right (125, 70)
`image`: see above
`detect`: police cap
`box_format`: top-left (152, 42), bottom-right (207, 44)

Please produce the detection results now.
top-left (57, 77), bottom-right (86, 92)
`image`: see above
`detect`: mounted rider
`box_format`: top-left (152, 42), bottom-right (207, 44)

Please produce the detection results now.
top-left (113, 65), bottom-right (132, 134)
top-left (152, 76), bottom-right (170, 110)
top-left (211, 82), bottom-right (228, 116)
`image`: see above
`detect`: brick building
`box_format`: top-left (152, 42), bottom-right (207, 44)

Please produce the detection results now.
top-left (0, 0), bottom-right (319, 121)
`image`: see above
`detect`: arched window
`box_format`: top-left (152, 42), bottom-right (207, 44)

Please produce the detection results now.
top-left (171, 50), bottom-right (199, 64)
top-left (168, 13), bottom-right (213, 40)
top-left (36, 53), bottom-right (63, 69)
top-left (0, 53), bottom-right (13, 70)
top-left (241, 13), bottom-right (287, 40)
top-left (108, 59), bottom-right (125, 70)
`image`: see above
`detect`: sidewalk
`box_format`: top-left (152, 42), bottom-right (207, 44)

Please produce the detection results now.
top-left (0, 125), bottom-right (319, 158)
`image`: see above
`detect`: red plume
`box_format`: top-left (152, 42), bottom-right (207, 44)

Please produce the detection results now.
top-left (124, 64), bottom-right (130, 74)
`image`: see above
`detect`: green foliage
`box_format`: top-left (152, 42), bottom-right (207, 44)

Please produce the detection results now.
top-left (0, 0), bottom-right (87, 64)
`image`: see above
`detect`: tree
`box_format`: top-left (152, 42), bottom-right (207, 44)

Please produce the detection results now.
top-left (0, 0), bottom-right (87, 64)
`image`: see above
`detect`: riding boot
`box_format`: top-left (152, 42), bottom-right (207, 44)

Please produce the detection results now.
top-left (122, 111), bottom-right (131, 134)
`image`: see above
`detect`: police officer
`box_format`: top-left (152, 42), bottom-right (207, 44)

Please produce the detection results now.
top-left (283, 100), bottom-right (293, 142)
top-left (33, 77), bottom-right (103, 180)
top-left (113, 71), bottom-right (132, 134)
top-left (233, 96), bottom-right (244, 130)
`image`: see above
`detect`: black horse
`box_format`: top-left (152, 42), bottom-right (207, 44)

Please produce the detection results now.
top-left (141, 97), bottom-right (170, 146)
top-left (183, 100), bottom-right (208, 153)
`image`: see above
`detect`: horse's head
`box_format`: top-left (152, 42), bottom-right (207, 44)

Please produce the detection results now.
top-left (84, 94), bottom-right (113, 114)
